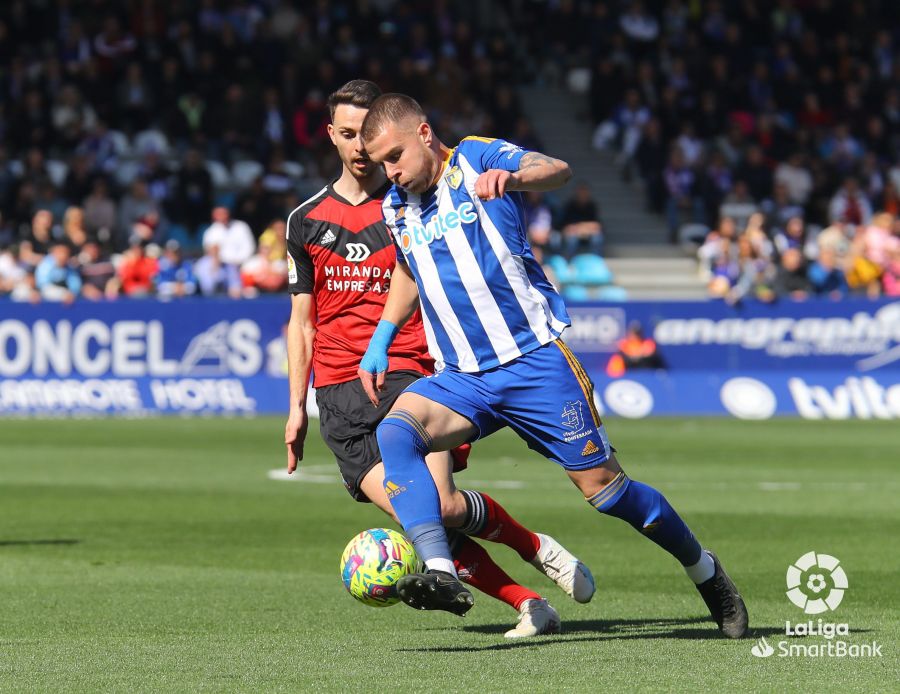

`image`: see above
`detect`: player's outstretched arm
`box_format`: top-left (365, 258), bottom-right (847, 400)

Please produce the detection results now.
top-left (475, 152), bottom-right (572, 200)
top-left (285, 293), bottom-right (316, 473)
top-left (357, 262), bottom-right (420, 406)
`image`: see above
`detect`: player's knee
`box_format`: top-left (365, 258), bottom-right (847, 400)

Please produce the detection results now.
top-left (567, 455), bottom-right (624, 497)
top-left (438, 492), bottom-right (468, 527)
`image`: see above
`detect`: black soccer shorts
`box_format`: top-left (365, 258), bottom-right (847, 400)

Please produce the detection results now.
top-left (316, 370), bottom-right (421, 502)
top-left (316, 370), bottom-right (470, 502)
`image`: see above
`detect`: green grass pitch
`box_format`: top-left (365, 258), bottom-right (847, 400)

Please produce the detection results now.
top-left (0, 417), bottom-right (897, 692)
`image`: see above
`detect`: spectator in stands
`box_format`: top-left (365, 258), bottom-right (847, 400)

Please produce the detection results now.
top-left (83, 178), bottom-right (117, 242)
top-left (117, 63), bottom-right (154, 134)
top-left (139, 150), bottom-right (172, 208)
top-left (846, 233), bottom-right (883, 298)
top-left (743, 213), bottom-right (775, 261)
top-left (10, 269), bottom-right (40, 303)
top-left (35, 242), bottom-right (81, 303)
top-left (859, 213), bottom-right (900, 270)
top-left (93, 17), bottom-right (137, 75)
top-left (773, 248), bottom-right (812, 300)
top-left (698, 216), bottom-right (737, 279)
top-left (727, 234), bottom-right (777, 304)
top-left (813, 222), bottom-right (852, 261)
top-left (52, 84), bottom-right (98, 149)
top-left (560, 182), bottom-right (603, 257)
top-left (620, 1), bottom-right (660, 45)
top-left (664, 148), bottom-right (704, 241)
top-left (699, 150), bottom-right (733, 225)
top-left (194, 244), bottom-right (241, 298)
top-left (78, 241), bottom-right (118, 300)
top-left (171, 149), bottom-right (213, 234)
top-left (63, 153), bottom-right (95, 205)
top-left (523, 191), bottom-right (555, 262)
top-left (257, 220), bottom-right (288, 263)
top-left (156, 240), bottom-right (197, 299)
top-left (829, 178), bottom-right (872, 227)
top-left (78, 121), bottom-right (118, 174)
top-left (21, 209), bottom-right (56, 263)
top-left (808, 247), bottom-right (849, 298)
top-left (736, 146), bottom-right (773, 204)
top-left (202, 206), bottom-right (255, 268)
top-left (707, 241), bottom-right (741, 298)
top-left (235, 176), bottom-right (276, 239)
top-left (240, 234), bottom-right (287, 296)
top-left (719, 180), bottom-right (759, 233)
top-left (0, 246), bottom-right (26, 297)
top-left (773, 216), bottom-right (810, 258)
top-left (35, 182), bottom-right (68, 224)
top-left (117, 236), bottom-right (158, 297)
top-left (606, 321), bottom-right (665, 378)
top-left (119, 179), bottom-right (161, 246)
top-left (62, 206), bottom-right (89, 250)
top-left (882, 246), bottom-right (900, 297)
top-left (635, 118), bottom-right (666, 211)
top-left (592, 88), bottom-right (650, 172)
top-left (774, 152), bottom-right (814, 207)
top-left (764, 182), bottom-right (805, 231)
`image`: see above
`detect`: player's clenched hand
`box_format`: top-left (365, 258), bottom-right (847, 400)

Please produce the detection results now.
top-left (285, 406), bottom-right (309, 474)
top-left (475, 169), bottom-right (515, 200)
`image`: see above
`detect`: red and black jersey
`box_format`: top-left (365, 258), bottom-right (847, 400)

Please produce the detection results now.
top-left (286, 181), bottom-right (433, 387)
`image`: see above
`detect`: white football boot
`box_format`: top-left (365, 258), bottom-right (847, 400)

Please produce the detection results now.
top-left (530, 533), bottom-right (595, 603)
top-left (504, 599), bottom-right (561, 639)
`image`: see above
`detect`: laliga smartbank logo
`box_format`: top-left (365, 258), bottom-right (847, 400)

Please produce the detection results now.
top-left (786, 550), bottom-right (847, 614)
top-left (751, 551), bottom-right (883, 659)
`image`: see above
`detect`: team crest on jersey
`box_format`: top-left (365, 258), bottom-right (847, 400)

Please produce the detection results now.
top-left (445, 166), bottom-right (463, 189)
top-left (287, 254), bottom-right (297, 283)
top-left (395, 206), bottom-right (405, 220)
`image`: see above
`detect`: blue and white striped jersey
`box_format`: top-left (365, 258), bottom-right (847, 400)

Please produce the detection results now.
top-left (382, 136), bottom-right (570, 373)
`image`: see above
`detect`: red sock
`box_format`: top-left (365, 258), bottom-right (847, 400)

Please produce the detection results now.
top-left (453, 535), bottom-right (540, 611)
top-left (461, 491), bottom-right (541, 561)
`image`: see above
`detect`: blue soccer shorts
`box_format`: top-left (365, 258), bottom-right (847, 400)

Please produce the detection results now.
top-left (403, 339), bottom-right (612, 471)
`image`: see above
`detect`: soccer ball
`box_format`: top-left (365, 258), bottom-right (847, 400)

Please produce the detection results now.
top-left (339, 528), bottom-right (420, 607)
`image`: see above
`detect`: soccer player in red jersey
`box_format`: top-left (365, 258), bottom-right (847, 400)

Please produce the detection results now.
top-left (283, 80), bottom-right (593, 637)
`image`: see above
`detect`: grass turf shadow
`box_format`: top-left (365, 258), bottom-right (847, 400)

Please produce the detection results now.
top-left (0, 539), bottom-right (81, 547)
top-left (398, 617), bottom-right (789, 652)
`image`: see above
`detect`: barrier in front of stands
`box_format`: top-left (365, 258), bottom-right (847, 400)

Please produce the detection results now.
top-left (0, 298), bottom-right (897, 419)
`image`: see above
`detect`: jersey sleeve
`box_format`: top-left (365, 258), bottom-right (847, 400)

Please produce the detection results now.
top-left (382, 194), bottom-right (407, 265)
top-left (286, 210), bottom-right (314, 293)
top-left (461, 136), bottom-right (529, 173)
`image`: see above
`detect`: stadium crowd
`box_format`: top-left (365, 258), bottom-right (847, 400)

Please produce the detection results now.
top-left (0, 0), bottom-right (550, 302)
top-left (1, 0), bottom-right (898, 303)
top-left (515, 0), bottom-right (900, 300)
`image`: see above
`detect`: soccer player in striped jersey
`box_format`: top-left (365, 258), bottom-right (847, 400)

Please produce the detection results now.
top-left (284, 80), bottom-right (595, 637)
top-left (357, 93), bottom-right (748, 638)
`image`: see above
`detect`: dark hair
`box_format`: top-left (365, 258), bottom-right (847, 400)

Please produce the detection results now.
top-left (327, 80), bottom-right (382, 121)
top-left (360, 93), bottom-right (426, 142)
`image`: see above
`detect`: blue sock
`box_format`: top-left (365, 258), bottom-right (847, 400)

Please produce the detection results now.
top-left (376, 411), bottom-right (453, 571)
top-left (587, 472), bottom-right (702, 566)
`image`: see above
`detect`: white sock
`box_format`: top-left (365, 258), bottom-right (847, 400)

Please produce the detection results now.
top-left (425, 557), bottom-right (457, 576)
top-left (685, 550), bottom-right (715, 584)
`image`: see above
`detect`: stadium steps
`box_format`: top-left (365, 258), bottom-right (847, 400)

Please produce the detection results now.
top-left (602, 257), bottom-right (708, 300)
top-left (518, 85), bottom-right (670, 249)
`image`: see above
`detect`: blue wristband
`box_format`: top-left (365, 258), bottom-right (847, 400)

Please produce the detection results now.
top-left (360, 320), bottom-right (399, 374)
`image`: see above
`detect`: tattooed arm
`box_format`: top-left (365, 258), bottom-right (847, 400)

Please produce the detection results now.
top-left (474, 151), bottom-right (572, 200)
top-left (510, 151), bottom-right (572, 192)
